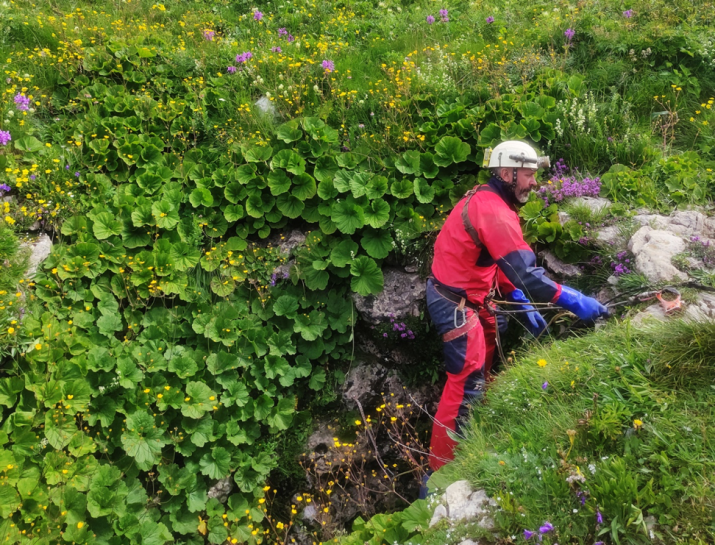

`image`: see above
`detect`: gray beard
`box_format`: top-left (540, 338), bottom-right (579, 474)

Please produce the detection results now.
top-left (516, 189), bottom-right (531, 204)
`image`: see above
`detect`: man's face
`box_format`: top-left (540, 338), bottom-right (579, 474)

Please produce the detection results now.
top-left (500, 167), bottom-right (538, 203)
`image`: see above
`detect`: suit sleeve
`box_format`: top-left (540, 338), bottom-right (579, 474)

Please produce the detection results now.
top-left (473, 198), bottom-right (562, 303)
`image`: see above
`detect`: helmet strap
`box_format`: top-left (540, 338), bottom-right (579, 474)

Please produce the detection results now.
top-left (493, 170), bottom-right (518, 195)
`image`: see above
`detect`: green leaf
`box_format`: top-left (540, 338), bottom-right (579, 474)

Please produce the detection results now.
top-left (276, 194), bottom-right (304, 219)
top-left (292, 173), bottom-right (316, 200)
top-left (336, 153), bottom-right (359, 169)
top-left (224, 204), bottom-right (245, 222)
top-left (267, 170), bottom-right (291, 196)
top-left (350, 256), bottom-right (384, 296)
top-left (152, 201), bottom-right (180, 229)
top-left (168, 355), bottom-right (198, 379)
top-left (225, 182), bottom-right (247, 203)
top-left (309, 369), bottom-right (326, 391)
top-left (170, 242), bottom-right (200, 271)
top-left (349, 172), bottom-right (372, 198)
top-left (93, 212), bottom-right (123, 239)
top-left (314, 156), bottom-right (338, 182)
top-left (273, 295), bottom-right (299, 318)
top-left (121, 412), bottom-right (166, 468)
top-left (244, 145), bottom-right (273, 162)
top-left (276, 122), bottom-right (303, 143)
top-left (361, 229), bottom-right (393, 259)
top-left (293, 310), bottom-right (328, 341)
top-left (478, 122), bottom-right (502, 148)
top-left (200, 447), bottom-right (231, 479)
top-left (434, 136), bottom-right (471, 166)
top-left (44, 408), bottom-right (76, 450)
top-left (330, 239), bottom-right (359, 268)
top-left (97, 313), bottom-right (123, 337)
top-left (520, 117), bottom-right (542, 142)
top-left (414, 178), bottom-right (435, 204)
top-left (391, 179), bottom-right (413, 199)
top-left (136, 521), bottom-right (173, 545)
top-left (182, 381), bottom-right (217, 419)
top-left (331, 199), bottom-right (364, 234)
top-left (189, 187), bottom-right (214, 207)
top-left (14, 136), bottom-right (44, 153)
top-left (271, 149), bottom-right (306, 175)
top-left (395, 150), bottom-right (421, 174)
top-left (333, 170), bottom-right (352, 193)
top-left (363, 198), bottom-right (390, 228)
top-left (317, 179), bottom-right (338, 200)
top-left (366, 175), bottom-right (389, 200)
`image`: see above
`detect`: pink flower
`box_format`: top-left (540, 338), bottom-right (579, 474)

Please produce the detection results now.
top-left (202, 30), bottom-right (215, 41)
top-left (253, 10), bottom-right (263, 21)
top-left (322, 59), bottom-right (335, 71)
top-left (227, 66), bottom-right (237, 74)
top-left (426, 15), bottom-right (435, 24)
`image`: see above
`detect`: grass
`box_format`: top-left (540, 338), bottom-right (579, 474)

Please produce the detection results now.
top-left (441, 319), bottom-right (715, 544)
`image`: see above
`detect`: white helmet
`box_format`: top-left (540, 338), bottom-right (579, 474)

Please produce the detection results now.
top-left (483, 140), bottom-right (550, 170)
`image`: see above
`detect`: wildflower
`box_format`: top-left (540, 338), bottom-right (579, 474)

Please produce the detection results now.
top-left (355, 420), bottom-right (362, 425)
top-left (278, 27), bottom-right (288, 36)
top-left (7, 327), bottom-right (14, 334)
top-left (486, 16), bottom-right (495, 23)
top-left (271, 46), bottom-right (282, 53)
top-left (564, 28), bottom-right (575, 41)
top-left (203, 30), bottom-right (215, 41)
top-left (537, 359), bottom-right (547, 367)
top-left (14, 93), bottom-right (30, 111)
top-left (77, 522), bottom-right (84, 529)
top-left (524, 529), bottom-right (535, 540)
top-left (439, 8), bottom-right (449, 22)
top-left (596, 511), bottom-right (603, 524)
top-left (633, 418), bottom-right (643, 429)
top-left (287, 34), bottom-right (295, 42)
top-left (542, 381), bottom-right (548, 390)
top-left (539, 522), bottom-right (554, 534)
top-left (383, 333), bottom-right (388, 338)
top-left (322, 59), bottom-right (335, 72)
top-left (0, 184), bottom-right (10, 193)
top-left (426, 15), bottom-right (435, 24)
top-left (254, 10), bottom-right (263, 21)
top-left (74, 171), bottom-right (80, 177)
top-left (0, 130), bottom-right (11, 146)
top-left (236, 51), bottom-right (253, 64)
top-left (623, 9), bottom-right (634, 18)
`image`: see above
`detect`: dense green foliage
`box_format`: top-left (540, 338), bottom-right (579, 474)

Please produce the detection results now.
top-left (1, 0), bottom-right (714, 543)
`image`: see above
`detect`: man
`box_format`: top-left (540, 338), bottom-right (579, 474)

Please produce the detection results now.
top-left (425, 140), bottom-right (608, 472)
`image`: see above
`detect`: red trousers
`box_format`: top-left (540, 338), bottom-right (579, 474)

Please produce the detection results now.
top-left (426, 280), bottom-right (497, 471)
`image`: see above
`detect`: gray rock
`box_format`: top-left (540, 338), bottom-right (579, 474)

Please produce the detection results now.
top-left (633, 214), bottom-right (670, 231)
top-left (668, 210), bottom-right (706, 237)
top-left (458, 540), bottom-right (480, 545)
top-left (302, 504), bottom-right (318, 523)
top-left (596, 225), bottom-right (621, 246)
top-left (353, 268), bottom-right (425, 324)
top-left (276, 229), bottom-right (306, 256)
top-left (628, 227), bottom-right (686, 283)
top-left (342, 362), bottom-right (388, 410)
top-left (539, 249), bottom-right (581, 278)
top-left (255, 96), bottom-right (277, 119)
top-left (207, 477), bottom-right (233, 504)
top-left (22, 233), bottom-right (52, 277)
top-left (558, 211), bottom-right (571, 225)
top-left (631, 303), bottom-right (667, 327)
top-left (429, 504), bottom-right (448, 528)
top-left (571, 196), bottom-right (611, 213)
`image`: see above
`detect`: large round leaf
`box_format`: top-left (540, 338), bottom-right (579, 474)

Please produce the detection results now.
top-left (414, 178), bottom-right (435, 204)
top-left (361, 229), bottom-right (393, 259)
top-left (93, 212), bottom-right (123, 240)
top-left (189, 187), bottom-right (213, 208)
top-left (434, 136), bottom-right (471, 167)
top-left (267, 170), bottom-right (291, 196)
top-left (170, 242), bottom-right (200, 271)
top-left (363, 198), bottom-right (390, 228)
top-left (331, 199), bottom-right (365, 234)
top-left (391, 179), bottom-right (413, 199)
top-left (271, 149), bottom-right (306, 175)
top-left (292, 173), bottom-right (316, 201)
top-left (350, 256), bottom-right (384, 296)
top-left (276, 194), bottom-right (305, 219)
top-left (151, 201), bottom-right (180, 229)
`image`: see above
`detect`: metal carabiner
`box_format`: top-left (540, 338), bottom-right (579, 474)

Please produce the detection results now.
top-left (454, 306), bottom-right (468, 329)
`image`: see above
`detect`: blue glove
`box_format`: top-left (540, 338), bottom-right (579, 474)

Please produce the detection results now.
top-left (556, 285), bottom-right (609, 321)
top-left (506, 289), bottom-right (548, 337)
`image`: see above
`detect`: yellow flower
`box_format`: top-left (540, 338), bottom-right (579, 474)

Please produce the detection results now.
top-left (354, 419), bottom-right (362, 425)
top-left (537, 359), bottom-right (547, 367)
top-left (633, 419), bottom-right (643, 429)
top-left (7, 327), bottom-right (14, 334)
top-left (35, 343), bottom-right (42, 350)
top-left (77, 522), bottom-right (84, 529)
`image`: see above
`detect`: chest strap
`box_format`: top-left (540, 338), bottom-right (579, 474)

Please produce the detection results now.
top-left (460, 184), bottom-right (495, 249)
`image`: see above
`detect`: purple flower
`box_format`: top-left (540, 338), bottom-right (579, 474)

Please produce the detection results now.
top-left (596, 511), bottom-right (603, 524)
top-left (539, 522), bottom-right (553, 534)
top-left (29, 175), bottom-right (36, 181)
top-left (0, 184), bottom-right (10, 193)
top-left (203, 29), bottom-right (215, 41)
top-left (270, 273), bottom-right (277, 287)
top-left (486, 16), bottom-right (495, 23)
top-left (65, 164), bottom-right (70, 170)
top-left (74, 171), bottom-right (80, 177)
top-left (564, 28), bottom-right (575, 41)
top-left (236, 51), bottom-right (253, 63)
top-left (287, 34), bottom-right (295, 42)
top-left (439, 8), bottom-right (449, 21)
top-left (14, 93), bottom-right (30, 111)
top-left (278, 27), bottom-right (288, 36)
top-left (524, 530), bottom-right (535, 540)
top-left (271, 46), bottom-right (282, 53)
top-left (383, 333), bottom-right (388, 338)
top-left (253, 10), bottom-right (263, 21)
top-left (322, 59), bottom-right (335, 71)
top-left (595, 542), bottom-right (605, 545)
top-left (426, 15), bottom-right (435, 24)
top-left (227, 65), bottom-right (237, 74)
top-left (542, 381), bottom-right (548, 390)
top-left (0, 130), bottom-right (11, 146)
top-left (623, 9), bottom-right (634, 18)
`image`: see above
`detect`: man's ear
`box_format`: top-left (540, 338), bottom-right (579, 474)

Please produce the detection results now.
top-left (499, 168), bottom-right (511, 182)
